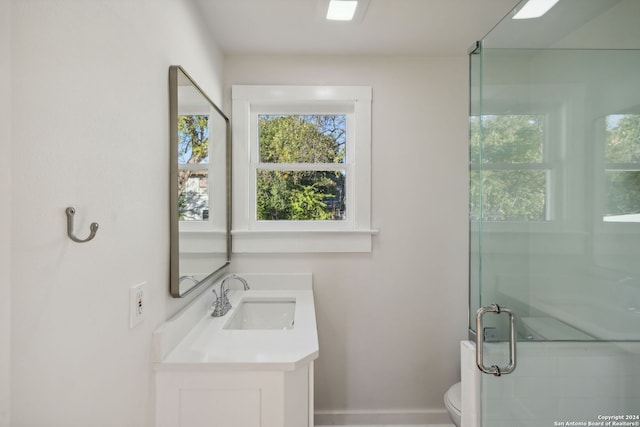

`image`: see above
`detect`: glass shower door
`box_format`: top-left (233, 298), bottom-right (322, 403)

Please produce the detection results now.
top-left (469, 1), bottom-right (640, 425)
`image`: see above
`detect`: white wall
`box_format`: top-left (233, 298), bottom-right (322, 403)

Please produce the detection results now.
top-left (0, 0), bottom-right (12, 425)
top-left (9, 1), bottom-right (223, 426)
top-left (224, 55), bottom-right (470, 424)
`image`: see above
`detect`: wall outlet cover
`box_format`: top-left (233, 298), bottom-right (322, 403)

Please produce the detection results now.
top-left (129, 281), bottom-right (148, 329)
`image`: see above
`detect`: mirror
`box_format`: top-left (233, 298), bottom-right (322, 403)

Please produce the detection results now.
top-left (169, 65), bottom-right (231, 297)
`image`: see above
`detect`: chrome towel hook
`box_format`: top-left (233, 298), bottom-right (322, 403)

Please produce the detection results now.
top-left (65, 207), bottom-right (99, 243)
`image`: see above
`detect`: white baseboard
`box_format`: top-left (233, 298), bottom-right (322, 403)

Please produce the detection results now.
top-left (314, 408), bottom-right (453, 426)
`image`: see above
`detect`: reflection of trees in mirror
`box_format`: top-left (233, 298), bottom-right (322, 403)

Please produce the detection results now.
top-left (178, 115), bottom-right (209, 164)
top-left (605, 114), bottom-right (640, 218)
top-left (257, 115), bottom-right (346, 221)
top-left (469, 115), bottom-right (547, 221)
top-left (178, 115), bottom-right (210, 221)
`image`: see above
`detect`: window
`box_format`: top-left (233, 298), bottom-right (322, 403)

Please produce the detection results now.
top-left (470, 114), bottom-right (551, 222)
top-left (232, 85), bottom-right (374, 252)
top-left (603, 113), bottom-right (640, 223)
top-left (255, 114), bottom-right (347, 222)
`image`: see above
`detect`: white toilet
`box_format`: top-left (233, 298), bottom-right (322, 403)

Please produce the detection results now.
top-left (444, 382), bottom-right (461, 426)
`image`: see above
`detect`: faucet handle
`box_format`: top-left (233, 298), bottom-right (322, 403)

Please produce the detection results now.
top-left (211, 289), bottom-right (219, 310)
top-left (211, 287), bottom-right (231, 317)
top-left (219, 281), bottom-right (230, 302)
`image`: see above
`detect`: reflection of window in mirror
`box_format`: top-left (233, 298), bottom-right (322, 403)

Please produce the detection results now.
top-left (178, 114), bottom-right (210, 222)
top-left (175, 88), bottom-right (227, 234)
top-left (603, 113), bottom-right (640, 223)
top-left (469, 114), bottom-right (551, 222)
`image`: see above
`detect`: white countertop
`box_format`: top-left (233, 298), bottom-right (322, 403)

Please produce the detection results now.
top-left (153, 273), bottom-right (319, 372)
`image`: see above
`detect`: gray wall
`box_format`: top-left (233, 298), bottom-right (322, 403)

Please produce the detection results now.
top-left (7, 0), bottom-right (224, 425)
top-left (1, 0), bottom-right (11, 424)
top-left (224, 55), bottom-right (470, 424)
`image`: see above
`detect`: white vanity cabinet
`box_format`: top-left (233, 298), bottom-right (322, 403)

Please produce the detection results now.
top-left (155, 362), bottom-right (313, 427)
top-left (153, 274), bottom-right (318, 427)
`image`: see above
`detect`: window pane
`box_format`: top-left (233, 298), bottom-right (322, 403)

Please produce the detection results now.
top-left (178, 170), bottom-right (209, 221)
top-left (605, 114), bottom-right (640, 163)
top-left (178, 115), bottom-right (209, 164)
top-left (471, 115), bottom-right (544, 164)
top-left (256, 170), bottom-right (346, 220)
top-left (471, 170), bottom-right (547, 221)
top-left (604, 171), bottom-right (640, 221)
top-left (258, 115), bottom-right (346, 163)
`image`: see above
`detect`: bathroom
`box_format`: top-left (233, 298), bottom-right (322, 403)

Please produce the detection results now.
top-left (1, 0), bottom-right (639, 426)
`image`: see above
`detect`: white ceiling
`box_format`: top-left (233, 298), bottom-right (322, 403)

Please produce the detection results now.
top-left (483, 0), bottom-right (640, 49)
top-left (194, 0), bottom-right (522, 56)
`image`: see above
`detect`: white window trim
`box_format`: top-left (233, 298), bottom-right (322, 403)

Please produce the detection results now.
top-left (231, 85), bottom-right (377, 253)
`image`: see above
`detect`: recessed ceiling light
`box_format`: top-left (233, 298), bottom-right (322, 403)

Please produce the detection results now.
top-left (512, 0), bottom-right (559, 19)
top-left (316, 0), bottom-right (370, 24)
top-left (326, 0), bottom-right (358, 21)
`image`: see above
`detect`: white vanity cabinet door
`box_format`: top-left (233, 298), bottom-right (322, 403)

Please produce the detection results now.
top-left (178, 388), bottom-right (262, 426)
top-left (155, 363), bottom-right (312, 427)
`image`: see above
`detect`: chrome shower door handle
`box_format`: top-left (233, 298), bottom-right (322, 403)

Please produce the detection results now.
top-left (475, 304), bottom-right (517, 376)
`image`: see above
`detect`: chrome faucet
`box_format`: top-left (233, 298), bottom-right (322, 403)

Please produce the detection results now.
top-left (211, 274), bottom-right (250, 317)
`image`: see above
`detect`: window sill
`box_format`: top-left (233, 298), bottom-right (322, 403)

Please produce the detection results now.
top-left (231, 229), bottom-right (379, 253)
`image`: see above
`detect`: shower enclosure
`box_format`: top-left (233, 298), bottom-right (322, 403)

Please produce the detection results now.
top-left (468, 0), bottom-right (640, 425)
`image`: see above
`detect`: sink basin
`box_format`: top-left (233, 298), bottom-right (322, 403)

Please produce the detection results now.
top-left (224, 298), bottom-right (296, 330)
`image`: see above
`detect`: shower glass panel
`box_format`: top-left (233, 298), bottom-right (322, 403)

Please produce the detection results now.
top-left (470, 1), bottom-right (640, 425)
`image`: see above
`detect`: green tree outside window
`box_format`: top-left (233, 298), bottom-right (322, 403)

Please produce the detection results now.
top-left (257, 115), bottom-right (347, 221)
